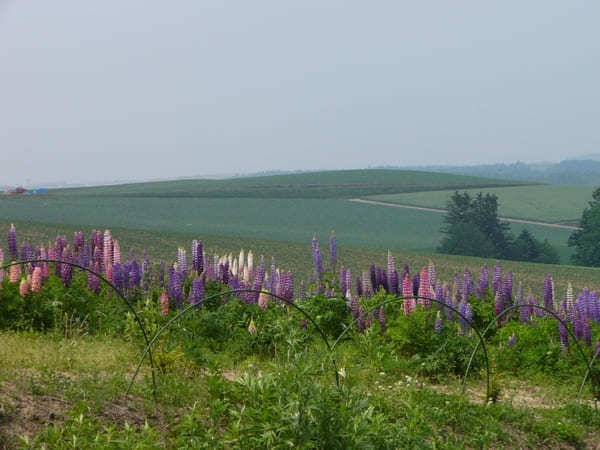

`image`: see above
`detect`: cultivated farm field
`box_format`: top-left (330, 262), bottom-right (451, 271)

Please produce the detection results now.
top-left (369, 184), bottom-right (597, 224)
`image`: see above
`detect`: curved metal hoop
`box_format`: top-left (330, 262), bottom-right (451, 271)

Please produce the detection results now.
top-left (1, 258), bottom-right (157, 399)
top-left (127, 288), bottom-right (339, 397)
top-left (331, 295), bottom-right (492, 403)
top-left (463, 304), bottom-right (598, 404)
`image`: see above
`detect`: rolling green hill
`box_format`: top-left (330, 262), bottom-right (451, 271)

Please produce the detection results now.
top-left (51, 169), bottom-right (527, 199)
top-left (368, 185), bottom-right (595, 224)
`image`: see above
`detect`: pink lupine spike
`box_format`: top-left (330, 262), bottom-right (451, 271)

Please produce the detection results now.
top-left (19, 278), bottom-right (29, 297)
top-left (31, 267), bottom-right (42, 292)
top-left (9, 264), bottom-right (20, 283)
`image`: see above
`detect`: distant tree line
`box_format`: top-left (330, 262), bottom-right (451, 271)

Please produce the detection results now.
top-left (568, 187), bottom-right (600, 267)
top-left (438, 191), bottom-right (559, 264)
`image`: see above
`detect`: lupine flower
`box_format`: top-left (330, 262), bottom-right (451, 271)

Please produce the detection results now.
top-left (248, 319), bottom-right (257, 335)
top-left (251, 256), bottom-right (265, 303)
top-left (361, 271), bottom-right (372, 298)
top-left (339, 268), bottom-right (347, 296)
top-left (356, 277), bottom-right (363, 297)
top-left (543, 274), bottom-right (554, 313)
top-left (418, 267), bottom-right (430, 308)
top-left (427, 261), bottom-right (436, 288)
top-left (583, 315), bottom-right (592, 346)
top-left (463, 269), bottom-right (473, 300)
top-left (87, 263), bottom-right (101, 294)
top-left (9, 263), bottom-right (20, 283)
top-left (103, 230), bottom-right (113, 272)
top-left (574, 312), bottom-right (584, 340)
top-left (477, 265), bottom-right (489, 298)
top-left (160, 291), bottom-right (169, 316)
top-left (0, 248), bottom-right (4, 282)
top-left (444, 293), bottom-right (454, 321)
top-left (177, 248), bottom-right (187, 276)
top-left (8, 224), bottom-right (18, 261)
top-left (493, 263), bottom-right (502, 295)
top-left (508, 334), bottom-right (517, 347)
top-left (258, 291), bottom-right (269, 310)
top-left (113, 240), bottom-right (121, 264)
top-left (357, 307), bottom-right (367, 333)
top-left (558, 312), bottom-right (569, 352)
top-left (349, 292), bottom-right (360, 319)
top-left (61, 259), bottom-right (73, 287)
top-left (387, 251), bottom-right (397, 293)
top-left (329, 231), bottom-right (337, 269)
top-left (412, 274), bottom-right (420, 297)
top-left (495, 292), bottom-right (504, 323)
top-left (566, 283), bottom-right (575, 322)
top-left (191, 240), bottom-right (203, 274)
top-left (503, 271), bottom-right (513, 304)
top-left (19, 278), bottom-right (29, 297)
top-left (369, 265), bottom-right (377, 291)
top-left (189, 276), bottom-right (205, 306)
top-left (31, 266), bottom-right (42, 293)
top-left (434, 311), bottom-right (443, 333)
top-left (402, 274), bottom-right (415, 316)
top-left (378, 305), bottom-right (386, 332)
top-left (73, 231), bottom-right (85, 255)
top-left (247, 251), bottom-right (254, 278)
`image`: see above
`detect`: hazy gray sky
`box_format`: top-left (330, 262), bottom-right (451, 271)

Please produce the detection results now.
top-left (1, 1), bottom-right (599, 185)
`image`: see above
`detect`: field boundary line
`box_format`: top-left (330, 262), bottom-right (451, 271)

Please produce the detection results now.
top-left (349, 198), bottom-right (582, 231)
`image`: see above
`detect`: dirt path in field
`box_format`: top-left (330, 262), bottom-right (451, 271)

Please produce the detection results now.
top-left (350, 198), bottom-right (582, 231)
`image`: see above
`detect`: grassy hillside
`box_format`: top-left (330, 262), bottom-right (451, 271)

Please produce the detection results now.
top-left (0, 195), bottom-right (574, 262)
top-left (2, 220), bottom-right (597, 296)
top-left (51, 169), bottom-right (526, 199)
top-left (369, 185), bottom-right (596, 223)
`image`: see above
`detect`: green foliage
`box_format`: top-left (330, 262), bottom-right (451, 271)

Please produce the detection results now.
top-left (300, 294), bottom-right (351, 338)
top-left (513, 229), bottom-right (560, 264)
top-left (569, 187), bottom-right (600, 267)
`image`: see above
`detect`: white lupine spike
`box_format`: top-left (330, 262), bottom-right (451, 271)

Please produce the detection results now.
top-left (243, 266), bottom-right (249, 282)
top-left (239, 249), bottom-right (245, 270)
top-left (248, 251), bottom-right (254, 275)
top-left (346, 289), bottom-right (352, 300)
top-left (232, 259), bottom-right (238, 276)
top-left (566, 282), bottom-right (574, 310)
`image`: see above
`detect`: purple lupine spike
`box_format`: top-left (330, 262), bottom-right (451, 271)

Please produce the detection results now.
top-left (444, 294), bottom-right (454, 321)
top-left (73, 231), bottom-right (84, 255)
top-left (357, 307), bottom-right (366, 333)
top-left (590, 291), bottom-right (600, 323)
top-left (369, 265), bottom-right (377, 291)
top-left (558, 312), bottom-right (569, 352)
top-left (583, 315), bottom-right (592, 346)
top-left (543, 275), bottom-right (554, 313)
top-left (362, 271), bottom-right (372, 298)
top-left (325, 287), bottom-right (332, 298)
top-left (113, 262), bottom-right (124, 291)
top-left (434, 311), bottom-right (443, 333)
top-left (339, 268), bottom-right (347, 295)
top-left (130, 260), bottom-right (141, 287)
top-left (503, 271), bottom-right (513, 304)
top-left (281, 271), bottom-right (294, 302)
top-left (356, 277), bottom-right (363, 297)
top-left (477, 265), bottom-right (489, 298)
top-left (87, 262), bottom-right (101, 294)
top-left (566, 283), bottom-right (575, 323)
top-left (412, 274), bottom-right (420, 297)
top-left (60, 247), bottom-right (73, 287)
top-left (270, 258), bottom-right (278, 293)
top-left (329, 231), bottom-right (337, 269)
top-left (229, 274), bottom-right (240, 291)
top-left (508, 334), bottom-right (517, 347)
top-left (8, 224), bottom-right (18, 261)
top-left (345, 269), bottom-right (352, 296)
top-left (495, 292), bottom-right (504, 326)
top-left (379, 305), bottom-right (386, 332)
top-left (574, 312), bottom-right (584, 340)
top-left (251, 256), bottom-right (266, 303)
top-left (402, 264), bottom-right (410, 281)
top-left (311, 234), bottom-right (318, 252)
top-left (192, 240), bottom-right (203, 274)
top-left (189, 276), bottom-right (205, 305)
top-left (428, 261), bottom-right (436, 288)
top-left (434, 282), bottom-right (443, 303)
top-left (493, 263), bottom-right (502, 295)
top-left (463, 269), bottom-right (473, 300)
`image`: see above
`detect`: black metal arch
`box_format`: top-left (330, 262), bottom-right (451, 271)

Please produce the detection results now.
top-left (127, 288), bottom-right (339, 397)
top-left (463, 303), bottom-right (599, 404)
top-left (331, 294), bottom-right (492, 403)
top-left (0, 258), bottom-right (158, 399)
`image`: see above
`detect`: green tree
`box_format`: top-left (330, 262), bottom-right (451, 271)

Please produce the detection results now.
top-left (513, 229), bottom-right (559, 264)
top-left (568, 187), bottom-right (600, 267)
top-left (439, 191), bottom-right (512, 258)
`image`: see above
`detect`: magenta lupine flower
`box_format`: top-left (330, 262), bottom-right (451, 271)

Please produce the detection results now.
top-left (329, 231), bottom-right (337, 269)
top-left (361, 271), bottom-right (372, 298)
top-left (31, 266), bottom-right (42, 292)
top-left (8, 224), bottom-right (18, 261)
top-left (434, 311), bottom-right (443, 333)
top-left (379, 305), bottom-right (386, 332)
top-left (402, 275), bottom-right (414, 316)
top-left (189, 276), bottom-right (205, 306)
top-left (19, 278), bottom-right (30, 297)
top-left (103, 230), bottom-right (113, 271)
top-left (418, 267), bottom-right (430, 308)
top-left (160, 291), bottom-right (169, 316)
top-left (112, 240), bottom-right (121, 265)
top-left (9, 264), bottom-right (20, 283)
